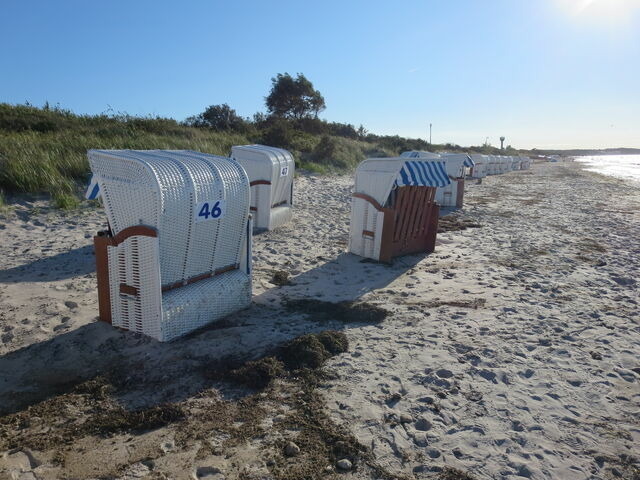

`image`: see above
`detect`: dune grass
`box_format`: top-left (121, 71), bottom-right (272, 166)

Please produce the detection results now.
top-left (0, 102), bottom-right (499, 208)
top-left (0, 104), bottom-right (253, 204)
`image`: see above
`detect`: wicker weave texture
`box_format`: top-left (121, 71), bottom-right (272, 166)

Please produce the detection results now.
top-left (107, 235), bottom-right (163, 340)
top-left (435, 181), bottom-right (460, 207)
top-left (88, 149), bottom-right (250, 286)
top-left (348, 197), bottom-right (383, 261)
top-left (161, 269), bottom-right (251, 342)
top-left (89, 149), bottom-right (252, 341)
top-left (231, 145), bottom-right (294, 230)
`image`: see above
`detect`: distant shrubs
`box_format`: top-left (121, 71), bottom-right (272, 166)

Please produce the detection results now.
top-left (184, 103), bottom-right (251, 133)
top-left (311, 135), bottom-right (365, 169)
top-left (0, 97), bottom-right (521, 206)
top-left (0, 103), bottom-right (64, 133)
top-left (260, 117), bottom-right (294, 149)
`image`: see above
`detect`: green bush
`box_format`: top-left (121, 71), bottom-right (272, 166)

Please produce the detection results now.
top-left (259, 117), bottom-right (294, 149)
top-left (310, 135), bottom-right (365, 169)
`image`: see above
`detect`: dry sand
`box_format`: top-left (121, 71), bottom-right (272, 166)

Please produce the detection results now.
top-left (0, 160), bottom-right (638, 479)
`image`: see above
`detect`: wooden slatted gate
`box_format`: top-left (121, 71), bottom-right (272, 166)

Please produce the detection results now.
top-left (379, 186), bottom-right (440, 263)
top-left (456, 178), bottom-right (464, 208)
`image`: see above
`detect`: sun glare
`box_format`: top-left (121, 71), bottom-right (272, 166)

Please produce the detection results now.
top-left (556, 0), bottom-right (640, 21)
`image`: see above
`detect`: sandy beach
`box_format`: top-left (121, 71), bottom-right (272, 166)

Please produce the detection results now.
top-left (0, 160), bottom-right (638, 479)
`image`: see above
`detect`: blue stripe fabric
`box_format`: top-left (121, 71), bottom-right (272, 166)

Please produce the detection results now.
top-left (395, 161), bottom-right (451, 188)
top-left (412, 161), bottom-right (427, 185)
top-left (405, 162), bottom-right (420, 184)
top-left (85, 175), bottom-right (100, 200)
top-left (463, 155), bottom-right (475, 167)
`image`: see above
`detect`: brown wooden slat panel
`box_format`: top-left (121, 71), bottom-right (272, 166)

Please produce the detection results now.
top-left (417, 187), bottom-right (434, 235)
top-left (94, 233), bottom-right (112, 324)
top-left (456, 178), bottom-right (465, 208)
top-left (393, 188), bottom-right (408, 242)
top-left (399, 187), bottom-right (419, 241)
top-left (408, 186), bottom-right (427, 238)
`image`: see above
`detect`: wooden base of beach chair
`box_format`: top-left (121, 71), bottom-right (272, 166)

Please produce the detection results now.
top-left (456, 178), bottom-right (465, 208)
top-left (379, 186), bottom-right (440, 263)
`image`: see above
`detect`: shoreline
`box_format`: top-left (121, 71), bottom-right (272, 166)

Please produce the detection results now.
top-left (0, 160), bottom-right (639, 479)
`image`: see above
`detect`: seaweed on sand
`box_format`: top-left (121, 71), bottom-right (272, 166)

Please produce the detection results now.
top-left (438, 216), bottom-right (481, 233)
top-left (285, 298), bottom-right (389, 324)
top-left (278, 331), bottom-right (348, 370)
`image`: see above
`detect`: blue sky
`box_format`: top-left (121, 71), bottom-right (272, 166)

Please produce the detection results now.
top-left (1, 0), bottom-right (639, 149)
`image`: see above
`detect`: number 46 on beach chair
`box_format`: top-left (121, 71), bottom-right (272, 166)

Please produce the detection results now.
top-left (86, 149), bottom-right (253, 342)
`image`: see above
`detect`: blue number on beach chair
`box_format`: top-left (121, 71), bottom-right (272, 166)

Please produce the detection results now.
top-left (198, 203), bottom-right (211, 220)
top-left (211, 201), bottom-right (222, 218)
top-left (195, 200), bottom-right (225, 223)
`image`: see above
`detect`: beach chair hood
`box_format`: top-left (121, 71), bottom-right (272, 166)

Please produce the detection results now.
top-left (354, 157), bottom-right (451, 207)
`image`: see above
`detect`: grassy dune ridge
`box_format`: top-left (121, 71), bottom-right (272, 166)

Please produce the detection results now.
top-left (0, 104), bottom-right (254, 207)
top-left (0, 103), bottom-right (513, 208)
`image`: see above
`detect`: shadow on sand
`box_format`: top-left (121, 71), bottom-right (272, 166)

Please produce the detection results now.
top-left (0, 251), bottom-right (426, 416)
top-left (0, 245), bottom-right (95, 283)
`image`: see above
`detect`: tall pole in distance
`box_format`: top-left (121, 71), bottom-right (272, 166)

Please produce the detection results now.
top-left (429, 123), bottom-right (432, 145)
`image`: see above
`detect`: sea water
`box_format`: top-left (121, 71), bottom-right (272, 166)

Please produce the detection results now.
top-left (575, 155), bottom-right (640, 183)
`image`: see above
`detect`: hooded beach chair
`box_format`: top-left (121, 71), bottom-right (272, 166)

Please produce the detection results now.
top-left (87, 149), bottom-right (252, 342)
top-left (435, 153), bottom-right (474, 208)
top-left (348, 157), bottom-right (450, 263)
top-left (402, 152), bottom-right (473, 208)
top-left (230, 145), bottom-right (294, 231)
top-left (501, 156), bottom-right (511, 174)
top-left (519, 155), bottom-right (532, 169)
top-left (486, 155), bottom-right (497, 175)
top-left (469, 154), bottom-right (488, 178)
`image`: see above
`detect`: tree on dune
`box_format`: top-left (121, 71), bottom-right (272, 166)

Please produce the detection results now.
top-left (265, 73), bottom-right (326, 120)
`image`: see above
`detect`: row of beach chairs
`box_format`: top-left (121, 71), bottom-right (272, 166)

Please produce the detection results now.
top-left (85, 146), bottom-right (532, 341)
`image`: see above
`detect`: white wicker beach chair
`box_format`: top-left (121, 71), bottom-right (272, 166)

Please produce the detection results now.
top-left (519, 155), bottom-right (532, 169)
top-left (469, 154), bottom-right (488, 178)
top-left (88, 149), bottom-right (252, 342)
top-left (436, 153), bottom-right (474, 208)
top-left (348, 157), bottom-right (450, 263)
top-left (230, 145), bottom-right (294, 231)
top-left (501, 156), bottom-right (511, 174)
top-left (485, 155), bottom-right (496, 175)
